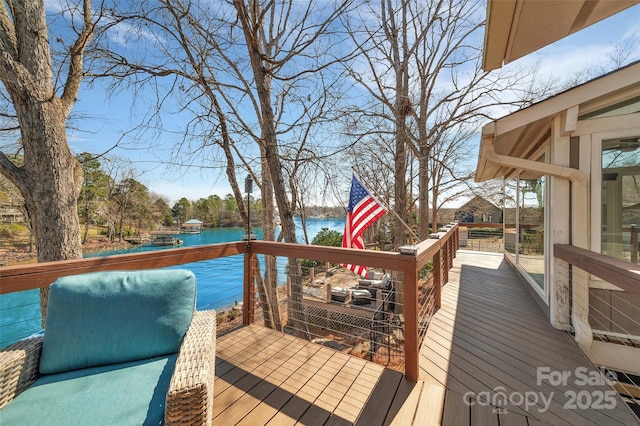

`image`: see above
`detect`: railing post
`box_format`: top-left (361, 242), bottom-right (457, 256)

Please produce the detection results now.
top-left (451, 225), bottom-right (458, 260)
top-left (243, 252), bottom-right (255, 325)
top-left (433, 248), bottom-right (442, 310)
top-left (455, 225), bottom-right (459, 256)
top-left (403, 261), bottom-right (419, 382)
top-left (453, 225), bottom-right (458, 258)
top-left (443, 240), bottom-right (450, 285)
top-left (326, 283), bottom-right (332, 325)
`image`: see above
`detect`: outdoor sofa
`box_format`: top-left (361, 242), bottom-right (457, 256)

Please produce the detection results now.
top-left (0, 269), bottom-right (216, 425)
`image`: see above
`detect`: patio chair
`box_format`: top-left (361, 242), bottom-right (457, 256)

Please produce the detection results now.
top-left (0, 269), bottom-right (216, 425)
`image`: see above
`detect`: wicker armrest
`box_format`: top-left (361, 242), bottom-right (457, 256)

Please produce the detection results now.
top-left (0, 336), bottom-right (43, 410)
top-left (165, 310), bottom-right (217, 426)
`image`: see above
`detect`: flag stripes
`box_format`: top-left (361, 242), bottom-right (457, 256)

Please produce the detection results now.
top-left (342, 174), bottom-right (387, 277)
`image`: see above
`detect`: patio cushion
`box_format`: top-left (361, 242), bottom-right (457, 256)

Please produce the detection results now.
top-left (0, 354), bottom-right (176, 425)
top-left (40, 269), bottom-right (196, 374)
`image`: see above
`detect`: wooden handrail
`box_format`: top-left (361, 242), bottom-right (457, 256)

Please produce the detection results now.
top-left (0, 224), bottom-right (460, 382)
top-left (0, 242), bottom-right (247, 294)
top-left (457, 222), bottom-right (503, 228)
top-left (251, 240), bottom-right (415, 270)
top-left (554, 244), bottom-right (640, 293)
top-left (457, 223), bottom-right (538, 230)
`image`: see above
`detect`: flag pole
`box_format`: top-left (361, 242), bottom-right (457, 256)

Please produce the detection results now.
top-left (352, 171), bottom-right (421, 244)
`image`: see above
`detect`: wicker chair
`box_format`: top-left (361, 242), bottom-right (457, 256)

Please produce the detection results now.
top-left (0, 271), bottom-right (216, 425)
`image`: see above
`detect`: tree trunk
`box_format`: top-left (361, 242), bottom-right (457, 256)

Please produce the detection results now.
top-left (418, 143), bottom-right (430, 239)
top-left (83, 219), bottom-right (90, 244)
top-left (118, 216), bottom-right (124, 242)
top-left (394, 125), bottom-right (408, 249)
top-left (16, 100), bottom-right (83, 325)
top-left (0, 1), bottom-right (94, 326)
top-left (259, 157), bottom-right (282, 331)
top-left (233, 0), bottom-right (307, 338)
top-left (389, 1), bottom-right (411, 314)
top-left (390, 0), bottom-right (410, 251)
top-left (214, 84), bottom-right (282, 330)
top-left (261, 115), bottom-right (305, 337)
top-left (431, 186), bottom-right (439, 233)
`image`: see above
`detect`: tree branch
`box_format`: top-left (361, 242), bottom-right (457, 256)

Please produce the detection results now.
top-left (60, 0), bottom-right (96, 114)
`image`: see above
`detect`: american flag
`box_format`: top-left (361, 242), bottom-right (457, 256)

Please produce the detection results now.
top-left (342, 174), bottom-right (387, 277)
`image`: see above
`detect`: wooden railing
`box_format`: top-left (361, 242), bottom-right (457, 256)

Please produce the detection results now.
top-left (554, 244), bottom-right (640, 294)
top-left (0, 225), bottom-right (459, 382)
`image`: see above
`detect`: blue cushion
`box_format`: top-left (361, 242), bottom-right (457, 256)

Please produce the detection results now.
top-left (0, 354), bottom-right (176, 426)
top-left (39, 269), bottom-right (196, 374)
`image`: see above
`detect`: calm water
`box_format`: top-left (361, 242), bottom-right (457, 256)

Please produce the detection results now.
top-left (0, 217), bottom-right (345, 347)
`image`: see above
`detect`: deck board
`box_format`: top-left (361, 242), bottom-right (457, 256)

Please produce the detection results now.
top-left (442, 389), bottom-right (470, 425)
top-left (384, 379), bottom-right (422, 425)
top-left (420, 251), bottom-right (638, 426)
top-left (212, 251), bottom-right (639, 425)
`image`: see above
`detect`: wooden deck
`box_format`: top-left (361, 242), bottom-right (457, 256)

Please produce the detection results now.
top-left (213, 251), bottom-right (639, 425)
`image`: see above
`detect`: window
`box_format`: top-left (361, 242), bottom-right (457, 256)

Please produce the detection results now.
top-left (601, 137), bottom-right (640, 263)
top-left (504, 178), bottom-right (518, 256)
top-left (503, 158), bottom-right (546, 291)
top-left (519, 175), bottom-right (545, 289)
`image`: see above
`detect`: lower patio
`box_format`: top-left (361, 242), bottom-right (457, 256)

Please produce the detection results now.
top-left (213, 251), bottom-right (639, 425)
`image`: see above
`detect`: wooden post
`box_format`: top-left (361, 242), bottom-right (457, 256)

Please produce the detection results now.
top-left (403, 261), bottom-right (419, 382)
top-left (433, 249), bottom-right (442, 310)
top-left (453, 226), bottom-right (456, 252)
top-left (243, 252), bottom-right (255, 325)
top-left (443, 240), bottom-right (450, 284)
top-left (326, 283), bottom-right (332, 326)
top-left (453, 226), bottom-right (458, 258)
top-left (310, 267), bottom-right (315, 284)
top-left (449, 233), bottom-right (455, 268)
top-left (450, 234), bottom-right (455, 265)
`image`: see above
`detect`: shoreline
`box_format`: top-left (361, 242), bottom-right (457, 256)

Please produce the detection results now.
top-left (1, 217), bottom-right (346, 267)
top-left (0, 237), bottom-right (133, 267)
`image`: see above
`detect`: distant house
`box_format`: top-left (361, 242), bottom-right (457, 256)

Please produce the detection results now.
top-left (434, 208), bottom-right (456, 225)
top-left (181, 219), bottom-right (203, 233)
top-left (453, 196), bottom-right (502, 224)
top-left (0, 205), bottom-right (25, 225)
top-left (503, 207), bottom-right (544, 227)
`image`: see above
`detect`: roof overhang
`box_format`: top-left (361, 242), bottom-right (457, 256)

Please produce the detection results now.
top-left (483, 0), bottom-right (640, 71)
top-left (476, 62), bottom-right (640, 182)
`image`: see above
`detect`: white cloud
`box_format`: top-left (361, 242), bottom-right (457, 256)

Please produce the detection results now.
top-left (107, 20), bottom-right (166, 49)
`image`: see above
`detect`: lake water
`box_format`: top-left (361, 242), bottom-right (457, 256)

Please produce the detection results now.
top-left (0, 217), bottom-right (345, 348)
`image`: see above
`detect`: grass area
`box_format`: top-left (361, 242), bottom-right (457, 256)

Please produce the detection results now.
top-left (0, 223), bottom-right (35, 266)
top-left (0, 223), bottom-right (31, 248)
top-left (0, 224), bottom-right (128, 266)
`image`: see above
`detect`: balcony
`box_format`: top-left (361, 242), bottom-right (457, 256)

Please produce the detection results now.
top-left (1, 225), bottom-right (638, 424)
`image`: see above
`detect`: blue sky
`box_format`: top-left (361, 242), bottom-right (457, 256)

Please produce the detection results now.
top-left (42, 3), bottom-right (640, 205)
top-left (514, 4), bottom-right (640, 80)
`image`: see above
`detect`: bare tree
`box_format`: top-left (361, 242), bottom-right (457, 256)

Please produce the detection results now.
top-left (345, 0), bottom-right (413, 248)
top-left (426, 125), bottom-right (477, 229)
top-left (89, 0), bottom-right (354, 334)
top-left (345, 0), bottom-right (548, 242)
top-left (0, 1), bottom-right (99, 322)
